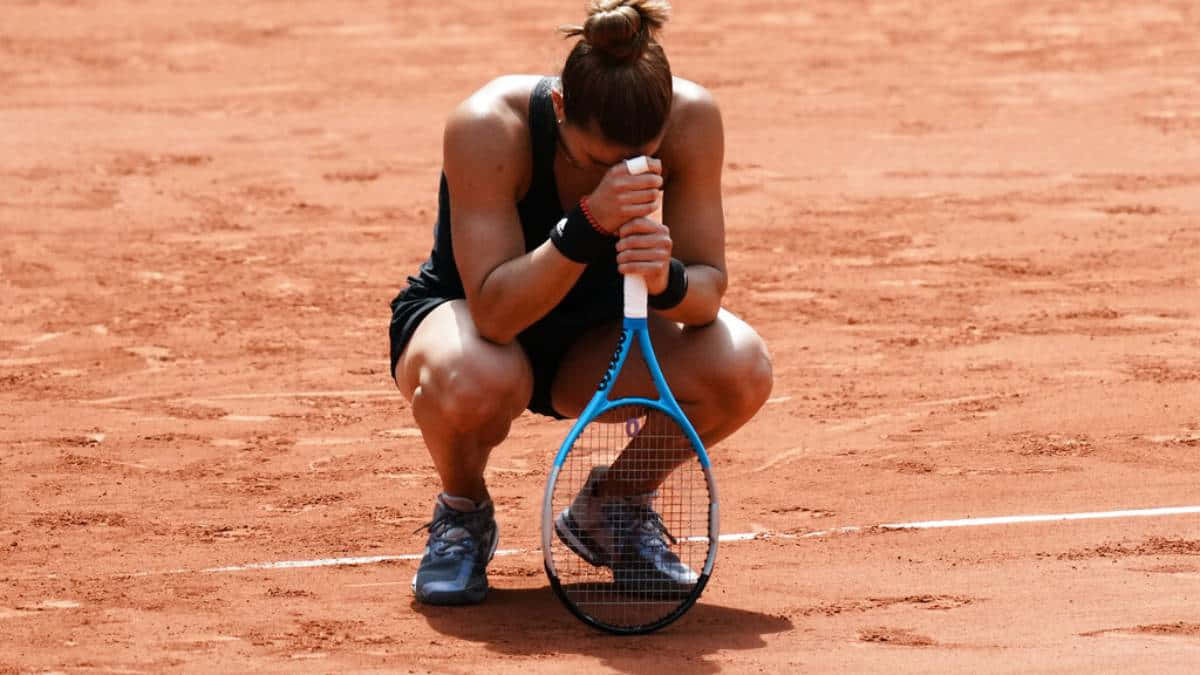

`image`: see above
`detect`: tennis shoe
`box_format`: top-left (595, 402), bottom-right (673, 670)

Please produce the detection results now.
top-left (555, 466), bottom-right (699, 593)
top-left (411, 494), bottom-right (498, 605)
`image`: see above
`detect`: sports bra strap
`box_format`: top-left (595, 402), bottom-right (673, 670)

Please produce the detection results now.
top-left (527, 77), bottom-right (558, 192)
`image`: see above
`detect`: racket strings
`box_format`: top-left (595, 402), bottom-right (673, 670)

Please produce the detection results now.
top-left (551, 404), bottom-right (712, 631)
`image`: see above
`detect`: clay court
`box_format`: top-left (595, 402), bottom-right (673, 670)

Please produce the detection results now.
top-left (3, 0), bottom-right (1199, 671)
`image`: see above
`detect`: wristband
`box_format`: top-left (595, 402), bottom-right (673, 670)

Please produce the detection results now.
top-left (648, 258), bottom-right (689, 310)
top-left (549, 203), bottom-right (615, 264)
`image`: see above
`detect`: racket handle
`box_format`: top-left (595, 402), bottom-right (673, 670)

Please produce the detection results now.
top-left (624, 274), bottom-right (648, 319)
top-left (623, 155), bottom-right (656, 320)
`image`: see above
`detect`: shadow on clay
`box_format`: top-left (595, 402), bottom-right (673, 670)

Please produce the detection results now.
top-left (413, 585), bottom-right (793, 674)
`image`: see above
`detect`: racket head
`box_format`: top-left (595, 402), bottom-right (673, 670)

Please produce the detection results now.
top-left (542, 400), bottom-right (718, 634)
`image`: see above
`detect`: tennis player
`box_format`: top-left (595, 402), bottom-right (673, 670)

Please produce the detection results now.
top-left (389, 0), bottom-right (772, 605)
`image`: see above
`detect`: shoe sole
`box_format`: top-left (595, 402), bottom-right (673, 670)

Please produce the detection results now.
top-left (612, 578), bottom-right (692, 600)
top-left (554, 509), bottom-right (607, 567)
top-left (611, 559), bottom-right (697, 598)
top-left (412, 582), bottom-right (489, 606)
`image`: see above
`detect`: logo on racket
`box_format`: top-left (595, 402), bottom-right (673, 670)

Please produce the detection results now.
top-left (624, 416), bottom-right (641, 438)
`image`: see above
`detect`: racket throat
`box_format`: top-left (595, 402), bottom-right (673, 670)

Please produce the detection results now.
top-left (622, 316), bottom-right (648, 331)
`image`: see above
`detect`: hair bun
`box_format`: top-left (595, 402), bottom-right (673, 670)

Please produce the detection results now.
top-left (566, 0), bottom-right (670, 63)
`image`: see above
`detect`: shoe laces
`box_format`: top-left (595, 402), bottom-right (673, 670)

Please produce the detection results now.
top-left (635, 506), bottom-right (679, 547)
top-left (604, 499), bottom-right (678, 548)
top-left (414, 515), bottom-right (475, 558)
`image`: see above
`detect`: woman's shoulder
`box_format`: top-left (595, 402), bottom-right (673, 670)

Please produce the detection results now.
top-left (667, 77), bottom-right (721, 134)
top-left (672, 76), bottom-right (717, 110)
top-left (465, 75), bottom-right (544, 111)
top-left (443, 75), bottom-right (543, 160)
top-left (445, 75), bottom-right (541, 136)
top-left (661, 77), bottom-right (723, 160)
top-left (442, 76), bottom-right (544, 196)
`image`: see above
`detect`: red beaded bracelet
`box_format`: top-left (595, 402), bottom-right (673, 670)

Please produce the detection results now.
top-left (578, 197), bottom-right (607, 235)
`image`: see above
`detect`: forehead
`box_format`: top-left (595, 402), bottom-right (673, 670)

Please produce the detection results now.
top-left (579, 118), bottom-right (663, 162)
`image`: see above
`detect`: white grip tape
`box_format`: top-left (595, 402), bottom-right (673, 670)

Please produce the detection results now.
top-left (623, 156), bottom-right (655, 319)
top-left (625, 155), bottom-right (649, 175)
top-left (624, 274), bottom-right (648, 319)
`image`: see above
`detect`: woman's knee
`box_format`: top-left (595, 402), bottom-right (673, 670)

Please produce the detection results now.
top-left (415, 346), bottom-right (533, 434)
top-left (697, 316), bottom-right (774, 420)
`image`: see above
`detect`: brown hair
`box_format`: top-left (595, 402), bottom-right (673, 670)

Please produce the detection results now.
top-left (559, 0), bottom-right (673, 147)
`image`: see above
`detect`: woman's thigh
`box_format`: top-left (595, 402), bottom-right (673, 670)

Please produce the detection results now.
top-left (550, 308), bottom-right (771, 418)
top-left (395, 300), bottom-right (534, 408)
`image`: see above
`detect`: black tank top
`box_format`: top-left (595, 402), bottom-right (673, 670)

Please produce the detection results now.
top-left (403, 77), bottom-right (622, 345)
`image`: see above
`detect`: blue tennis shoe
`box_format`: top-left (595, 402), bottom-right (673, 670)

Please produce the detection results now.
top-left (412, 494), bottom-right (498, 605)
top-left (555, 467), bottom-right (698, 594)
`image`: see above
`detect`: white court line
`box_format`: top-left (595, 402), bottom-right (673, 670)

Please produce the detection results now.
top-left (190, 549), bottom-right (525, 575)
top-left (189, 390), bottom-right (404, 402)
top-left (802, 505), bottom-right (1200, 537)
top-left (82, 389), bottom-right (404, 406)
top-left (202, 554), bottom-right (422, 572)
top-left (103, 504), bottom-right (1197, 578)
top-left (883, 505), bottom-right (1200, 530)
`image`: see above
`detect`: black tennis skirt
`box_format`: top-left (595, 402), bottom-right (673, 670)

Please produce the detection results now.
top-left (389, 281), bottom-right (621, 419)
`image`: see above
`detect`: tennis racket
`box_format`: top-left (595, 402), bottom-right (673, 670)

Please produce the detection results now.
top-left (541, 155), bottom-right (719, 634)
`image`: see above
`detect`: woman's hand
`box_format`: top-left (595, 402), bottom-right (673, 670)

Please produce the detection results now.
top-left (615, 216), bottom-right (673, 295)
top-left (585, 158), bottom-right (664, 234)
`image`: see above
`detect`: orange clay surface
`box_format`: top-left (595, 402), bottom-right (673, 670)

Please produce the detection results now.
top-left (3, 1), bottom-right (1200, 672)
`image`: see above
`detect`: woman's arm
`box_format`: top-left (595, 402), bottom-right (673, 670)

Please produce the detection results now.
top-left (655, 82), bottom-right (728, 326)
top-left (443, 84), bottom-right (662, 344)
top-left (442, 93), bottom-right (584, 345)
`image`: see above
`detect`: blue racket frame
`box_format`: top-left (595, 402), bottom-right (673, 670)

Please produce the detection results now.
top-left (541, 314), bottom-right (721, 634)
